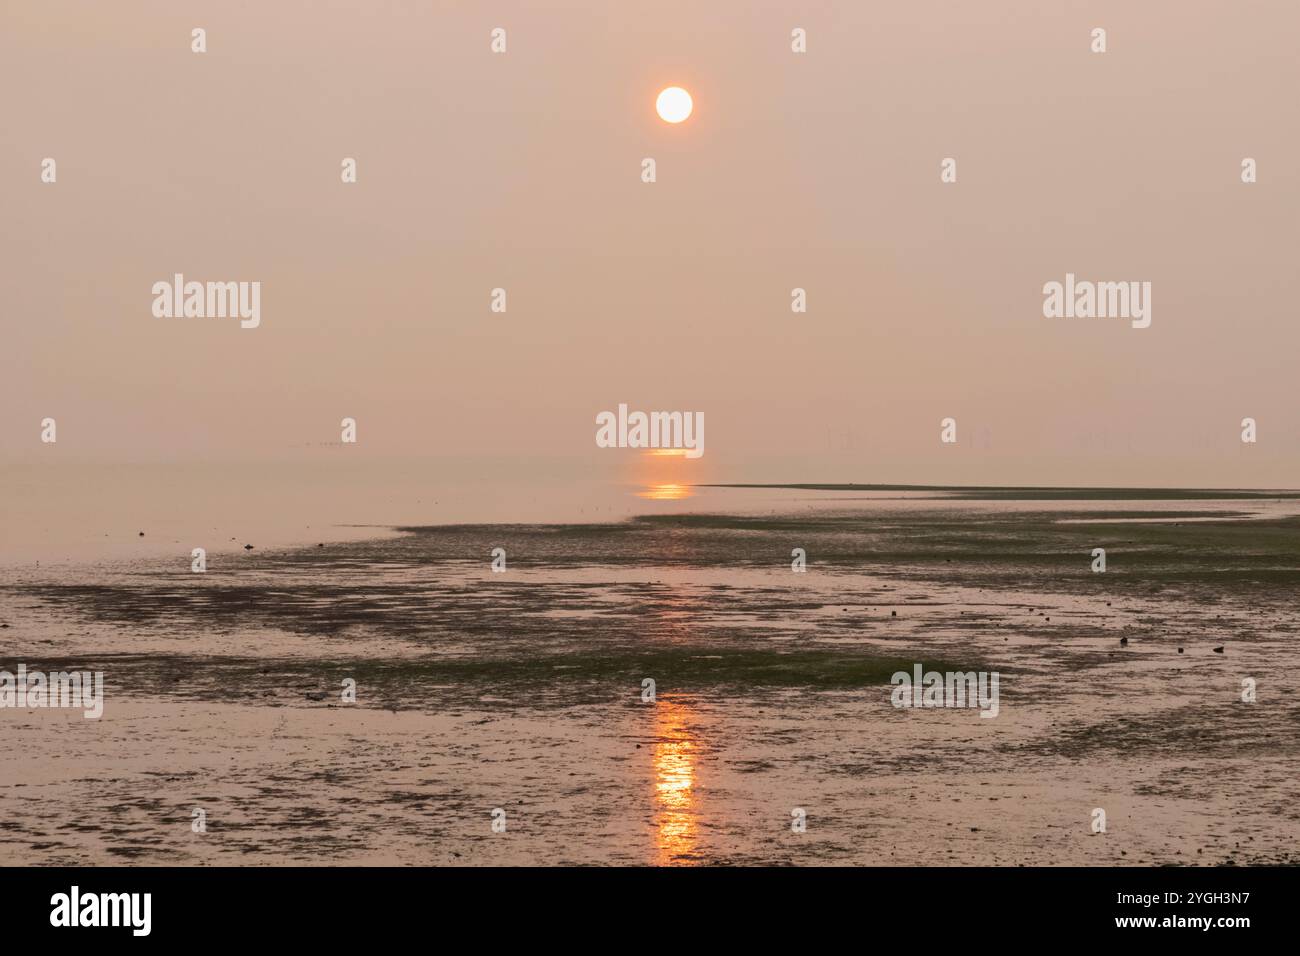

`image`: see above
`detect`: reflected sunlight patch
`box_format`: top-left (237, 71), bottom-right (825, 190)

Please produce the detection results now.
top-left (638, 483), bottom-right (692, 500)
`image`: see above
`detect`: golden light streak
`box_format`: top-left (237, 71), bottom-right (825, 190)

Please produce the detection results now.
top-left (638, 483), bottom-right (692, 500)
top-left (652, 698), bottom-right (699, 865)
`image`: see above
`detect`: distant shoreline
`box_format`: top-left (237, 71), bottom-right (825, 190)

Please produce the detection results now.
top-left (694, 483), bottom-right (1300, 500)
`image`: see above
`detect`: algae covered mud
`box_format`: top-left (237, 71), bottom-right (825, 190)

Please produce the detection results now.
top-left (2, 491), bottom-right (1299, 866)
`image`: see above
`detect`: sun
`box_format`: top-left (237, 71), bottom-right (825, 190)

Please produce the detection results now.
top-left (655, 87), bottom-right (693, 124)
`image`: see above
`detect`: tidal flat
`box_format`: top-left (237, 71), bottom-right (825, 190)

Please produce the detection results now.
top-left (2, 496), bottom-right (1299, 866)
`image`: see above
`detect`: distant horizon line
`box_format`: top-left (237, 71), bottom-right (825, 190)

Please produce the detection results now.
top-left (693, 483), bottom-right (1300, 500)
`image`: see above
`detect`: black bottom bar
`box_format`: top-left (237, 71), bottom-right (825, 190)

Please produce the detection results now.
top-left (6, 865), bottom-right (1291, 940)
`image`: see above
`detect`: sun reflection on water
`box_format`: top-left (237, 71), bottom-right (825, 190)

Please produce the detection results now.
top-left (652, 698), bottom-right (700, 865)
top-left (638, 483), bottom-right (692, 500)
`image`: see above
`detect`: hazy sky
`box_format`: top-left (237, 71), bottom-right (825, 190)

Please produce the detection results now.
top-left (3, 1), bottom-right (1298, 487)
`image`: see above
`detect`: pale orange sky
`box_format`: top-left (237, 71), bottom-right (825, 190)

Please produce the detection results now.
top-left (2, 1), bottom-right (1298, 487)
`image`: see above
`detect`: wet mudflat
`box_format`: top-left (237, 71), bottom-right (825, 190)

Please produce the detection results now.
top-left (2, 501), bottom-right (1298, 865)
